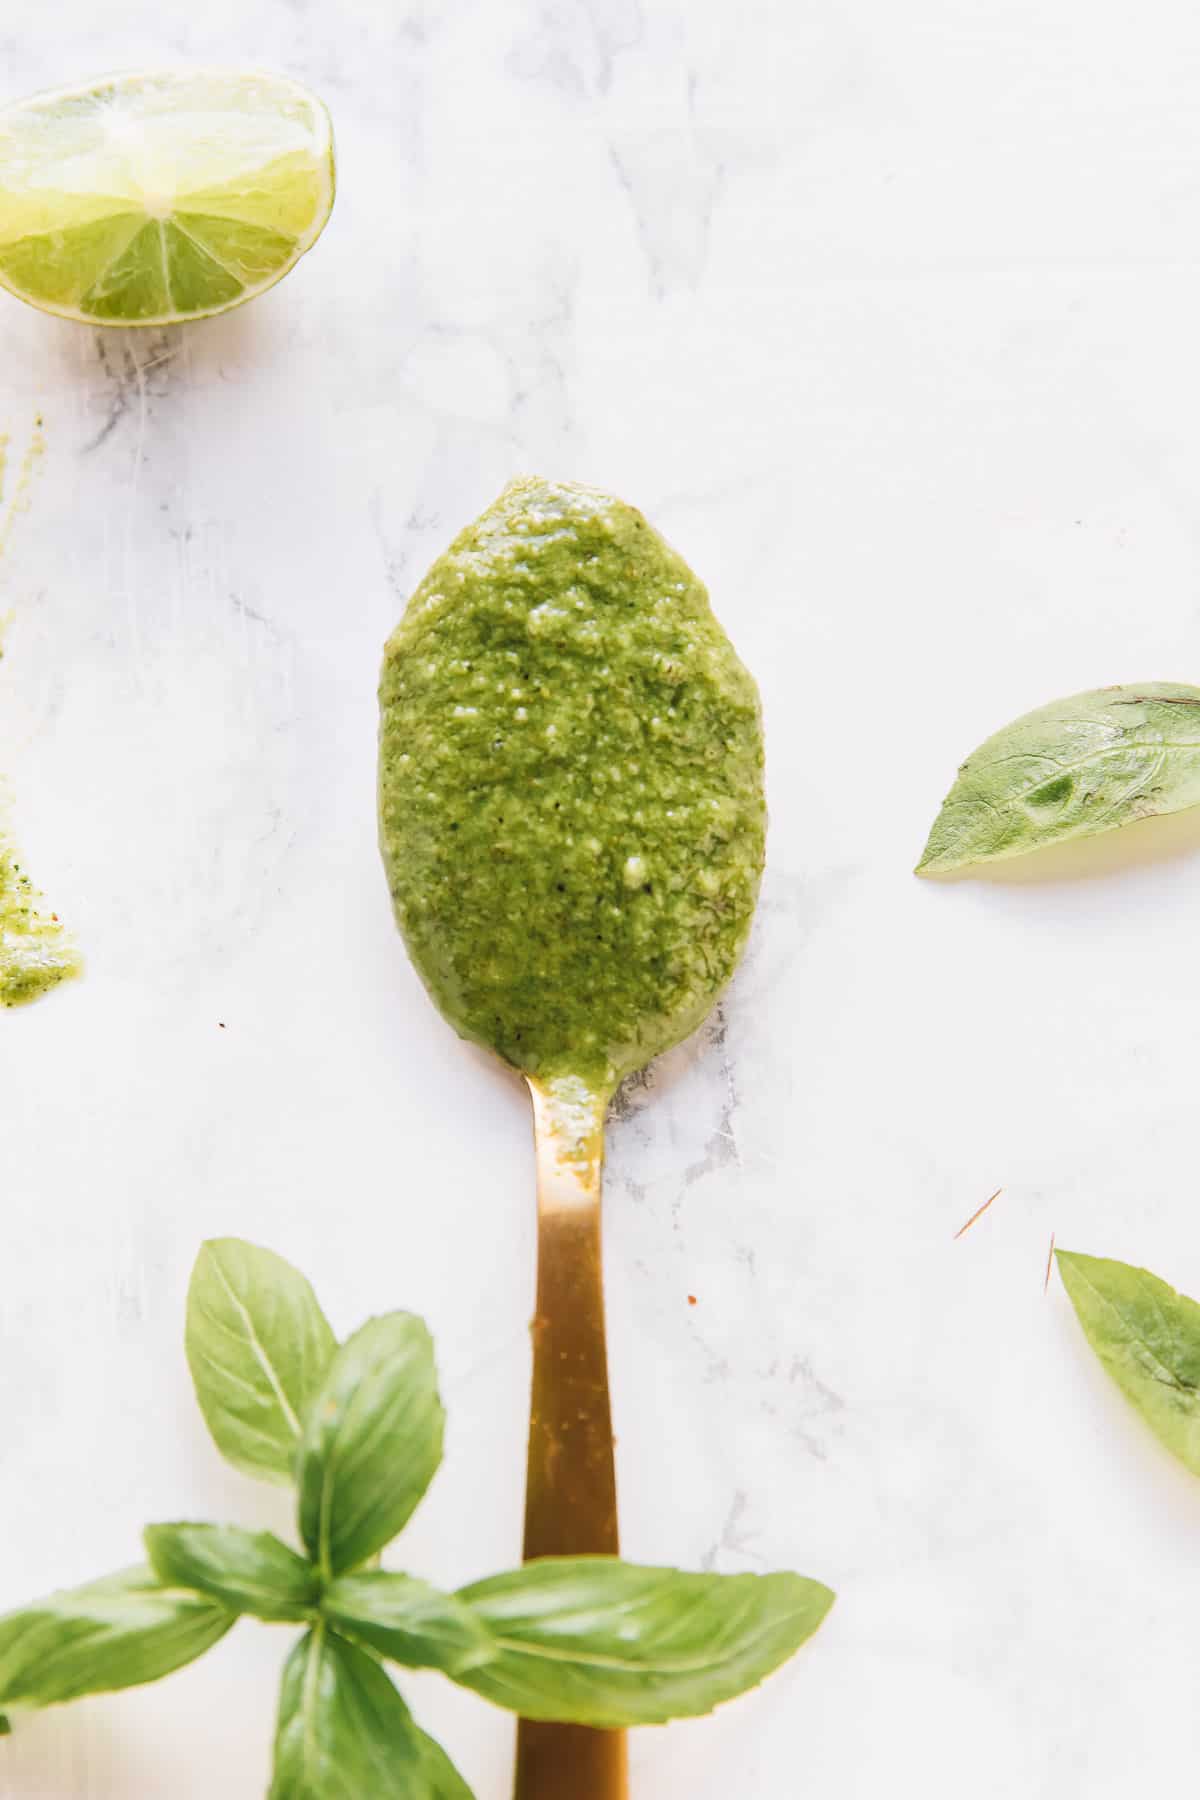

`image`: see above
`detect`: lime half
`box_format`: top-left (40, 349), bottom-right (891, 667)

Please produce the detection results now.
top-left (0, 68), bottom-right (335, 325)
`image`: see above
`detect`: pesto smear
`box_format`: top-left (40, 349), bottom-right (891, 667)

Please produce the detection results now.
top-left (0, 829), bottom-right (80, 1006)
top-left (0, 434), bottom-right (74, 1007)
top-left (378, 478), bottom-right (765, 1092)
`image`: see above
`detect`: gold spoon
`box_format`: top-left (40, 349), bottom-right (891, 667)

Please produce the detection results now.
top-left (378, 479), bottom-right (765, 1800)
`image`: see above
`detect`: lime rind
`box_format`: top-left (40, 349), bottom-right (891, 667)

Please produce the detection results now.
top-left (0, 68), bottom-right (334, 324)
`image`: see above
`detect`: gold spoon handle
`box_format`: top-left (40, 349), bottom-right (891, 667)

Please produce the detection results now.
top-left (516, 1077), bottom-right (629, 1800)
top-left (516, 1722), bottom-right (628, 1797)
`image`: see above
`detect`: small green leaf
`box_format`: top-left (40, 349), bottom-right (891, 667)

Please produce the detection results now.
top-left (321, 1571), bottom-right (493, 1675)
top-left (916, 682), bottom-right (1200, 873)
top-left (0, 1566), bottom-right (233, 1712)
top-left (454, 1557), bottom-right (834, 1727)
top-left (145, 1523), bottom-right (319, 1623)
top-left (269, 1626), bottom-right (473, 1799)
top-left (1057, 1249), bottom-right (1200, 1475)
top-left (297, 1314), bottom-right (444, 1577)
top-left (185, 1238), bottom-right (338, 1486)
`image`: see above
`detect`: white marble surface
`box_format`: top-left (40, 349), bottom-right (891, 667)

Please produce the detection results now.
top-left (6, 1), bottom-right (1200, 1794)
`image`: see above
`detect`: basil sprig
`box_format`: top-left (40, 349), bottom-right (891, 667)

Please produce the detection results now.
top-left (0, 1238), bottom-right (833, 1794)
top-left (918, 682), bottom-right (1200, 873)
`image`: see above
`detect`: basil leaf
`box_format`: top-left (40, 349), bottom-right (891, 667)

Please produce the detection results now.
top-left (0, 1565), bottom-right (233, 1711)
top-left (145, 1523), bottom-right (319, 1623)
top-left (1057, 1249), bottom-right (1200, 1475)
top-left (454, 1557), bottom-right (834, 1726)
top-left (917, 682), bottom-right (1200, 873)
top-left (297, 1314), bottom-right (444, 1577)
top-left (321, 1571), bottom-right (493, 1675)
top-left (185, 1238), bottom-right (337, 1486)
top-left (269, 1626), bottom-right (473, 1799)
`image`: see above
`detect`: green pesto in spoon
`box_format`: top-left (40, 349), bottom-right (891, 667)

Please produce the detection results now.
top-left (378, 477), bottom-right (764, 1800)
